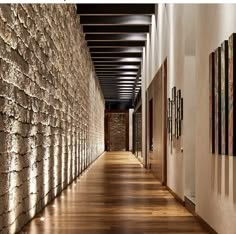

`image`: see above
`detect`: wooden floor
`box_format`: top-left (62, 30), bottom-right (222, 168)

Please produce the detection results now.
top-left (20, 152), bottom-right (209, 234)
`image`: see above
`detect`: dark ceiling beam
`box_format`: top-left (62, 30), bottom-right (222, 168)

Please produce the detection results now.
top-left (94, 65), bottom-right (139, 69)
top-left (99, 80), bottom-right (135, 83)
top-left (91, 52), bottom-right (142, 58)
top-left (102, 89), bottom-right (134, 91)
top-left (97, 72), bottom-right (137, 75)
top-left (102, 88), bottom-right (133, 91)
top-left (96, 69), bottom-right (139, 73)
top-left (100, 85), bottom-right (135, 87)
top-left (98, 78), bottom-right (136, 81)
top-left (99, 79), bottom-right (136, 81)
top-left (93, 61), bottom-right (141, 66)
top-left (80, 15), bottom-right (151, 25)
top-left (103, 93), bottom-right (133, 95)
top-left (88, 41), bottom-right (145, 47)
top-left (77, 4), bottom-right (155, 15)
top-left (99, 80), bottom-right (136, 82)
top-left (96, 68), bottom-right (139, 71)
top-left (86, 33), bottom-right (146, 41)
top-left (93, 57), bottom-right (142, 62)
top-left (103, 92), bottom-right (133, 94)
top-left (97, 74), bottom-right (137, 78)
top-left (90, 47), bottom-right (143, 53)
top-left (77, 4), bottom-right (150, 102)
top-left (83, 25), bottom-right (149, 34)
top-left (98, 73), bottom-right (138, 76)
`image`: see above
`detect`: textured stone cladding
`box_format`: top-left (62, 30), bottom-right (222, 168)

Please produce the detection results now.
top-left (109, 113), bottom-right (127, 151)
top-left (0, 4), bottom-right (105, 233)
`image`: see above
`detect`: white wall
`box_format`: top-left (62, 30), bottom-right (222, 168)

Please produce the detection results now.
top-left (142, 3), bottom-right (236, 234)
top-left (195, 4), bottom-right (236, 234)
top-left (183, 56), bottom-right (196, 200)
top-left (144, 3), bottom-right (196, 199)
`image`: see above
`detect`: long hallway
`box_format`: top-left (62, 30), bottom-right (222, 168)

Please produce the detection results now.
top-left (21, 152), bottom-right (209, 234)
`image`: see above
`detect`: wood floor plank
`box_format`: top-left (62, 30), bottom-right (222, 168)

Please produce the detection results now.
top-left (20, 152), bottom-right (209, 234)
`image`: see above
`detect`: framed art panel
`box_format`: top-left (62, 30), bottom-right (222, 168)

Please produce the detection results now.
top-left (228, 33), bottom-right (236, 156)
top-left (180, 98), bottom-right (183, 121)
top-left (172, 99), bottom-right (176, 138)
top-left (221, 40), bottom-right (229, 155)
top-left (214, 47), bottom-right (221, 155)
top-left (209, 52), bottom-right (215, 154)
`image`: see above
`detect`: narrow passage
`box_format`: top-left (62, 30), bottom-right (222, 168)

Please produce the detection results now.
top-left (21, 152), bottom-right (209, 234)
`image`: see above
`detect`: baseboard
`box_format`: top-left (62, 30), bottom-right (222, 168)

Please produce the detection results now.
top-left (166, 186), bottom-right (185, 206)
top-left (184, 196), bottom-right (196, 214)
top-left (166, 188), bottom-right (218, 234)
top-left (195, 214), bottom-right (218, 234)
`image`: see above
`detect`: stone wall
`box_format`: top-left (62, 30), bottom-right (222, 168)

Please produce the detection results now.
top-left (0, 4), bottom-right (105, 233)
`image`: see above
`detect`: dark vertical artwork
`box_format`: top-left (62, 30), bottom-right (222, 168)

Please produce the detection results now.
top-left (209, 52), bottom-right (215, 154)
top-left (172, 87), bottom-right (176, 138)
top-left (221, 40), bottom-right (229, 155)
top-left (214, 47), bottom-right (221, 155)
top-left (177, 90), bottom-right (181, 138)
top-left (167, 87), bottom-right (183, 141)
top-left (228, 33), bottom-right (236, 156)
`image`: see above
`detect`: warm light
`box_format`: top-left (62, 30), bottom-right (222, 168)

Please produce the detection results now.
top-left (43, 127), bottom-right (51, 205)
top-left (116, 84), bottom-right (134, 87)
top-left (118, 81), bottom-right (135, 84)
top-left (52, 205), bottom-right (56, 208)
top-left (120, 58), bottom-right (141, 62)
top-left (40, 217), bottom-right (45, 222)
top-left (61, 136), bottom-right (65, 189)
top-left (67, 135), bottom-right (71, 184)
top-left (53, 135), bottom-right (59, 196)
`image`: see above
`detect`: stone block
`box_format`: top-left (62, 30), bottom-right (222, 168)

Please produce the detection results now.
top-left (0, 5), bottom-right (14, 26)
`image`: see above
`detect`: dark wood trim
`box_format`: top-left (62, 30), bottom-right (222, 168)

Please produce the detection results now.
top-left (105, 109), bottom-right (129, 113)
top-left (184, 196), bottom-right (218, 234)
top-left (166, 187), bottom-right (218, 234)
top-left (195, 214), bottom-right (218, 234)
top-left (166, 186), bottom-right (185, 206)
top-left (163, 58), bottom-right (167, 186)
top-left (144, 91), bottom-right (148, 168)
top-left (184, 196), bottom-right (195, 214)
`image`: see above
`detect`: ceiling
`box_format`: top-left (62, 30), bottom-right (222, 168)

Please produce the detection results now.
top-left (77, 4), bottom-right (155, 107)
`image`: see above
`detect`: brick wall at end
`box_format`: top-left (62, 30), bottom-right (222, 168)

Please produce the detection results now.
top-left (109, 113), bottom-right (127, 151)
